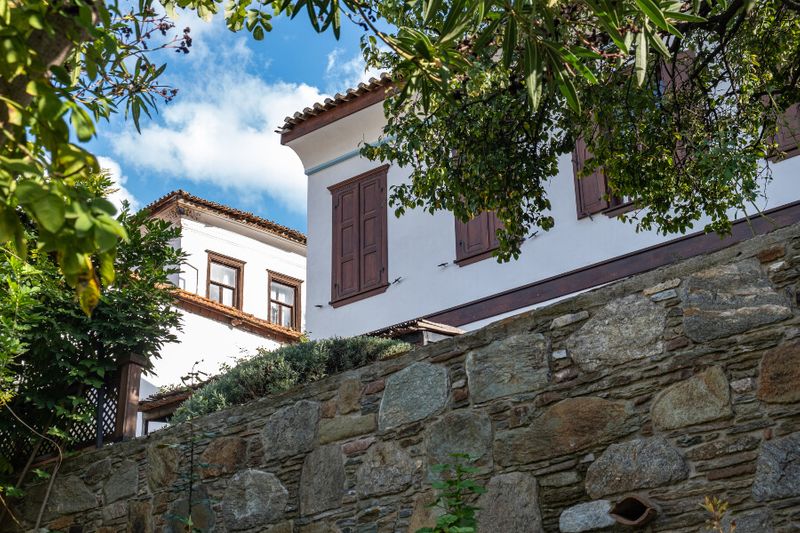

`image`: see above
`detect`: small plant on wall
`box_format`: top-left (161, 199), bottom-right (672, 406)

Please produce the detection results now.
top-left (702, 496), bottom-right (736, 533)
top-left (416, 454), bottom-right (486, 533)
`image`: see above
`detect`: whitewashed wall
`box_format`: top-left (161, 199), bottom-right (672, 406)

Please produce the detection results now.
top-left (146, 308), bottom-right (282, 387)
top-left (288, 102), bottom-right (800, 339)
top-left (145, 210), bottom-right (306, 389)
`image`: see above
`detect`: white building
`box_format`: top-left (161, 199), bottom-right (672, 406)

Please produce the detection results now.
top-left (138, 190), bottom-right (306, 432)
top-left (281, 76), bottom-right (800, 339)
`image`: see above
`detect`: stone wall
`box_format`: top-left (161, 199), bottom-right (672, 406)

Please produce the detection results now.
top-left (8, 223), bottom-right (800, 533)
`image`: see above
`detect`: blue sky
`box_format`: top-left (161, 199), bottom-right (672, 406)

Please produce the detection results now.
top-left (88, 9), bottom-right (378, 233)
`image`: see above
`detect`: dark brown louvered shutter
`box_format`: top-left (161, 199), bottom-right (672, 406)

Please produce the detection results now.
top-left (358, 168), bottom-right (388, 291)
top-left (455, 212), bottom-right (491, 261)
top-left (331, 182), bottom-right (360, 302)
top-left (573, 137), bottom-right (609, 218)
top-left (775, 104), bottom-right (800, 156)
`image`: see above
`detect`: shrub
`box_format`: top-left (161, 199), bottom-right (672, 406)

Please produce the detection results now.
top-left (172, 336), bottom-right (410, 422)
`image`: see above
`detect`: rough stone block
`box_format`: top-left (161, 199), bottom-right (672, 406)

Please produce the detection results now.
top-left (477, 472), bottom-right (542, 532)
top-left (201, 436), bottom-right (246, 478)
top-left (465, 333), bottom-right (549, 403)
top-left (643, 278), bottom-right (681, 296)
top-left (102, 460), bottom-right (138, 503)
top-left (559, 500), bottom-right (615, 532)
top-left (356, 441), bottom-right (416, 497)
top-left (165, 484), bottom-right (215, 533)
top-left (300, 444), bottom-right (345, 515)
top-left (318, 413), bottom-right (377, 444)
top-left (223, 469), bottom-right (288, 530)
top-left (551, 311), bottom-right (589, 329)
top-left (651, 366), bottom-right (732, 431)
top-left (426, 411), bottom-right (493, 474)
top-left (566, 294), bottom-right (666, 371)
top-left (146, 440), bottom-right (179, 492)
top-left (263, 400), bottom-right (320, 461)
top-left (337, 378), bottom-right (362, 414)
top-left (585, 437), bottom-right (689, 498)
top-left (42, 476), bottom-right (97, 516)
top-left (757, 340), bottom-right (800, 403)
top-left (378, 362), bottom-right (448, 430)
top-left (128, 500), bottom-right (153, 533)
top-left (683, 259), bottom-right (791, 342)
top-left (495, 397), bottom-right (633, 465)
top-left (752, 432), bottom-right (800, 501)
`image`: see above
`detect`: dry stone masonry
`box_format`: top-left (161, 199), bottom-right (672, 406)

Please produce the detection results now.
top-left (8, 222), bottom-right (800, 532)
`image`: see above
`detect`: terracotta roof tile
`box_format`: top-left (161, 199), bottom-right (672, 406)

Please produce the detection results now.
top-left (145, 190), bottom-right (306, 245)
top-left (279, 73), bottom-right (392, 133)
top-left (172, 287), bottom-right (304, 343)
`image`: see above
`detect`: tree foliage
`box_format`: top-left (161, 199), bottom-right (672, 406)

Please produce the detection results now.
top-left (0, 175), bottom-right (183, 471)
top-left (3, 0), bottom-right (798, 295)
top-left (362, 0), bottom-right (800, 258)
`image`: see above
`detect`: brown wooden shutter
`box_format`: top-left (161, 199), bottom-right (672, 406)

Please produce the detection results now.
top-left (330, 165), bottom-right (389, 304)
top-left (331, 182), bottom-right (360, 301)
top-left (455, 211), bottom-right (503, 262)
top-left (573, 137), bottom-right (609, 218)
top-left (358, 169), bottom-right (388, 291)
top-left (456, 212), bottom-right (490, 261)
top-left (775, 104), bottom-right (800, 155)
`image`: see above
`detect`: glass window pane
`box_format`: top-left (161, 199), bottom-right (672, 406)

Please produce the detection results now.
top-left (270, 302), bottom-right (279, 324)
top-left (210, 262), bottom-right (237, 286)
top-left (222, 287), bottom-right (234, 306)
top-left (208, 284), bottom-right (220, 302)
top-left (280, 304), bottom-right (293, 327)
top-left (270, 281), bottom-right (295, 304)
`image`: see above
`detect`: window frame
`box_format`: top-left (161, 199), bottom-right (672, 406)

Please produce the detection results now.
top-left (267, 270), bottom-right (302, 330)
top-left (206, 250), bottom-right (245, 309)
top-left (328, 165), bottom-right (390, 308)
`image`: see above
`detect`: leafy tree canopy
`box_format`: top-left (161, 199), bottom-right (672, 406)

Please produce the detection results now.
top-left (0, 172), bottom-right (183, 474)
top-left (2, 0), bottom-right (797, 306)
top-left (361, 0), bottom-right (800, 259)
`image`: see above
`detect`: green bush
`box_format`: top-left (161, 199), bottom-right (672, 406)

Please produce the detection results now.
top-left (171, 336), bottom-right (411, 422)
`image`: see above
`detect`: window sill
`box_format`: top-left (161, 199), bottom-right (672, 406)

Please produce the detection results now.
top-left (330, 283), bottom-right (389, 308)
top-left (455, 249), bottom-right (499, 267)
top-left (603, 202), bottom-right (636, 218)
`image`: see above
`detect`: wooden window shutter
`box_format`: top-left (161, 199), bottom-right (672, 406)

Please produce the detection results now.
top-left (330, 165), bottom-right (389, 305)
top-left (331, 182), bottom-right (360, 301)
top-left (573, 137), bottom-right (609, 218)
top-left (775, 104), bottom-right (800, 156)
top-left (455, 211), bottom-right (502, 263)
top-left (358, 170), bottom-right (388, 291)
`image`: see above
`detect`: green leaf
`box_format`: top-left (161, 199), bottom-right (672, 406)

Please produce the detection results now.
top-left (635, 31), bottom-right (647, 86)
top-left (423, 0), bottom-right (442, 26)
top-left (70, 107), bottom-right (95, 142)
top-left (98, 250), bottom-right (116, 286)
top-left (523, 40), bottom-right (543, 110)
top-left (664, 10), bottom-right (707, 22)
top-left (31, 194), bottom-right (66, 233)
top-left (502, 17), bottom-right (517, 69)
top-left (635, 0), bottom-right (671, 33)
top-left (253, 24), bottom-right (265, 40)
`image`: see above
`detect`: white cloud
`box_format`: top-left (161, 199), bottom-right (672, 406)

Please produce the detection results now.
top-left (97, 156), bottom-right (140, 212)
top-left (324, 48), bottom-right (380, 94)
top-left (110, 73), bottom-right (325, 213)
